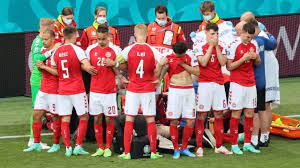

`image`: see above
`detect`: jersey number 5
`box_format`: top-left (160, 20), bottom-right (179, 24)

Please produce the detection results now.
top-left (136, 60), bottom-right (144, 78)
top-left (61, 60), bottom-right (69, 79)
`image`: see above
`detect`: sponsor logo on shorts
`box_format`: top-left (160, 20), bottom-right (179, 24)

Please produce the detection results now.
top-left (232, 103), bottom-right (236, 108)
top-left (168, 112), bottom-right (173, 116)
top-left (199, 105), bottom-right (204, 110)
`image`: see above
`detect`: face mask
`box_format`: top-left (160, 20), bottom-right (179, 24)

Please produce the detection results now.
top-left (97, 17), bottom-right (107, 24)
top-left (63, 18), bottom-right (72, 25)
top-left (156, 19), bottom-right (167, 26)
top-left (203, 14), bottom-right (213, 21)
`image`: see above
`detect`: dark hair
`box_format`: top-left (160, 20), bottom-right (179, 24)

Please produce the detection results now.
top-left (44, 28), bottom-right (55, 38)
top-left (172, 42), bottom-right (188, 55)
top-left (242, 22), bottom-right (256, 34)
top-left (94, 6), bottom-right (107, 15)
top-left (206, 22), bottom-right (218, 32)
top-left (200, 1), bottom-right (215, 13)
top-left (247, 18), bottom-right (259, 27)
top-left (97, 25), bottom-right (109, 34)
top-left (155, 5), bottom-right (168, 15)
top-left (63, 26), bottom-right (77, 39)
top-left (61, 7), bottom-right (74, 16)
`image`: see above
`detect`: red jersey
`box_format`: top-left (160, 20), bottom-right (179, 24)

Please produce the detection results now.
top-left (40, 48), bottom-right (59, 94)
top-left (195, 43), bottom-right (226, 84)
top-left (166, 50), bottom-right (198, 78)
top-left (228, 38), bottom-right (259, 86)
top-left (119, 43), bottom-right (162, 93)
top-left (51, 43), bottom-right (87, 95)
top-left (86, 43), bottom-right (121, 94)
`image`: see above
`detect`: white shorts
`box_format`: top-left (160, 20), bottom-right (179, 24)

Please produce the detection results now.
top-left (57, 92), bottom-right (89, 116)
top-left (34, 91), bottom-right (58, 115)
top-left (197, 82), bottom-right (227, 112)
top-left (228, 82), bottom-right (257, 110)
top-left (124, 91), bottom-right (156, 116)
top-left (166, 87), bottom-right (196, 119)
top-left (89, 92), bottom-right (118, 117)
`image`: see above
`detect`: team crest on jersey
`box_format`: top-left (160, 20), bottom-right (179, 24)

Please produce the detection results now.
top-left (106, 52), bottom-right (111, 57)
top-left (169, 59), bottom-right (173, 63)
top-left (240, 50), bottom-right (244, 54)
top-left (152, 27), bottom-right (156, 32)
top-left (94, 52), bottom-right (98, 56)
top-left (92, 31), bottom-right (96, 36)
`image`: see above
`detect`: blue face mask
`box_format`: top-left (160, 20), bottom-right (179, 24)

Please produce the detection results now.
top-left (203, 14), bottom-right (213, 21)
top-left (156, 19), bottom-right (167, 26)
top-left (97, 17), bottom-right (107, 24)
top-left (63, 18), bottom-right (72, 25)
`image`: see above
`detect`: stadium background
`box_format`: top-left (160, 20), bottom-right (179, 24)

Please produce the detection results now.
top-left (0, 0), bottom-right (299, 97)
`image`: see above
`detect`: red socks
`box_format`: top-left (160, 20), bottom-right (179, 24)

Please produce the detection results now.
top-left (53, 119), bottom-right (61, 144)
top-left (196, 119), bottom-right (204, 148)
top-left (33, 120), bottom-right (42, 143)
top-left (124, 121), bottom-right (133, 154)
top-left (106, 120), bottom-right (115, 149)
top-left (61, 121), bottom-right (70, 147)
top-left (230, 117), bottom-right (239, 145)
top-left (181, 126), bottom-right (193, 150)
top-left (244, 116), bottom-right (253, 144)
top-left (94, 122), bottom-right (104, 149)
top-left (214, 118), bottom-right (224, 148)
top-left (76, 119), bottom-right (88, 145)
top-left (170, 124), bottom-right (179, 150)
top-left (147, 122), bottom-right (157, 153)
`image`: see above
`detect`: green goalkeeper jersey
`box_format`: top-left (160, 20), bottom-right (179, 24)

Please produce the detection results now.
top-left (30, 35), bottom-right (47, 86)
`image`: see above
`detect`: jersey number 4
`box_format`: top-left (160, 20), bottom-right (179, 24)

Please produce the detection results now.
top-left (136, 60), bottom-right (144, 78)
top-left (61, 60), bottom-right (69, 79)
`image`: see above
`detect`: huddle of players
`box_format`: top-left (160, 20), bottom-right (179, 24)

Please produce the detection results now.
top-left (23, 4), bottom-right (265, 160)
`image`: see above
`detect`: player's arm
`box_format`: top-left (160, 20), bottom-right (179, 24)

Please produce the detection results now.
top-left (198, 45), bottom-right (213, 67)
top-left (179, 62), bottom-right (199, 76)
top-left (264, 34), bottom-right (277, 51)
top-left (80, 29), bottom-right (89, 50)
top-left (81, 59), bottom-right (98, 75)
top-left (36, 60), bottom-right (58, 76)
top-left (216, 45), bottom-right (227, 66)
top-left (227, 53), bottom-right (251, 71)
top-left (155, 57), bottom-right (168, 79)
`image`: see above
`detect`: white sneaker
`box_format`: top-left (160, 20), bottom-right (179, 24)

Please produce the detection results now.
top-left (40, 142), bottom-right (50, 149)
top-left (215, 146), bottom-right (233, 155)
top-left (196, 147), bottom-right (204, 157)
top-left (27, 138), bottom-right (34, 147)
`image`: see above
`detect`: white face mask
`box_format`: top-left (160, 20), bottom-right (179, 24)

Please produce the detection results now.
top-left (203, 14), bottom-right (213, 21)
top-left (63, 18), bottom-right (72, 25)
top-left (97, 17), bottom-right (107, 24)
top-left (156, 18), bottom-right (167, 26)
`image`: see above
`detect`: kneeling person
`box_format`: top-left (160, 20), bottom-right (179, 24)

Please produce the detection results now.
top-left (157, 42), bottom-right (199, 159)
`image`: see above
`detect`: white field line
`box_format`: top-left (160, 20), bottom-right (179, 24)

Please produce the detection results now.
top-left (284, 114), bottom-right (300, 118)
top-left (0, 133), bottom-right (52, 139)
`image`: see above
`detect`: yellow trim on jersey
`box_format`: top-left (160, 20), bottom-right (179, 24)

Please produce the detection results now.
top-left (177, 26), bottom-right (181, 34)
top-left (117, 55), bottom-right (126, 64)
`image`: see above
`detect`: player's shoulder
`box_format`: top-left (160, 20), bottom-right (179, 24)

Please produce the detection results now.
top-left (186, 49), bottom-right (195, 58)
top-left (70, 44), bottom-right (85, 53)
top-left (250, 39), bottom-right (259, 47)
top-left (109, 43), bottom-right (122, 54)
top-left (86, 43), bottom-right (98, 52)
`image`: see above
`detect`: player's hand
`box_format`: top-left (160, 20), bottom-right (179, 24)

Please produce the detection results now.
top-left (250, 52), bottom-right (257, 60)
top-left (36, 60), bottom-right (45, 69)
top-left (242, 52), bottom-right (251, 62)
top-left (119, 75), bottom-right (129, 88)
top-left (213, 37), bottom-right (219, 47)
top-left (104, 58), bottom-right (116, 67)
top-left (87, 66), bottom-right (98, 75)
top-left (179, 61), bottom-right (186, 66)
top-left (159, 57), bottom-right (168, 66)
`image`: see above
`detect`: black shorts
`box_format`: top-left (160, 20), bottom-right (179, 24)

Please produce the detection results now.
top-left (255, 89), bottom-right (266, 113)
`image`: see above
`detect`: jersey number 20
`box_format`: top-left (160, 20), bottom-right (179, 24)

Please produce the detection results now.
top-left (136, 60), bottom-right (144, 78)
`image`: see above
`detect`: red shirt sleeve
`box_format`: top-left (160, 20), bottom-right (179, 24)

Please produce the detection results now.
top-left (80, 29), bottom-right (89, 50)
top-left (177, 27), bottom-right (186, 43)
top-left (114, 30), bottom-right (120, 46)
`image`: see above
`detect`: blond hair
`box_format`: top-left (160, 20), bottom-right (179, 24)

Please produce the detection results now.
top-left (39, 18), bottom-right (54, 32)
top-left (134, 24), bottom-right (147, 36)
top-left (240, 11), bottom-right (255, 22)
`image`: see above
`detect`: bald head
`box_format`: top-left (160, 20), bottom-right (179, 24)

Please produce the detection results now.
top-left (235, 21), bottom-right (246, 36)
top-left (240, 11), bottom-right (255, 22)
